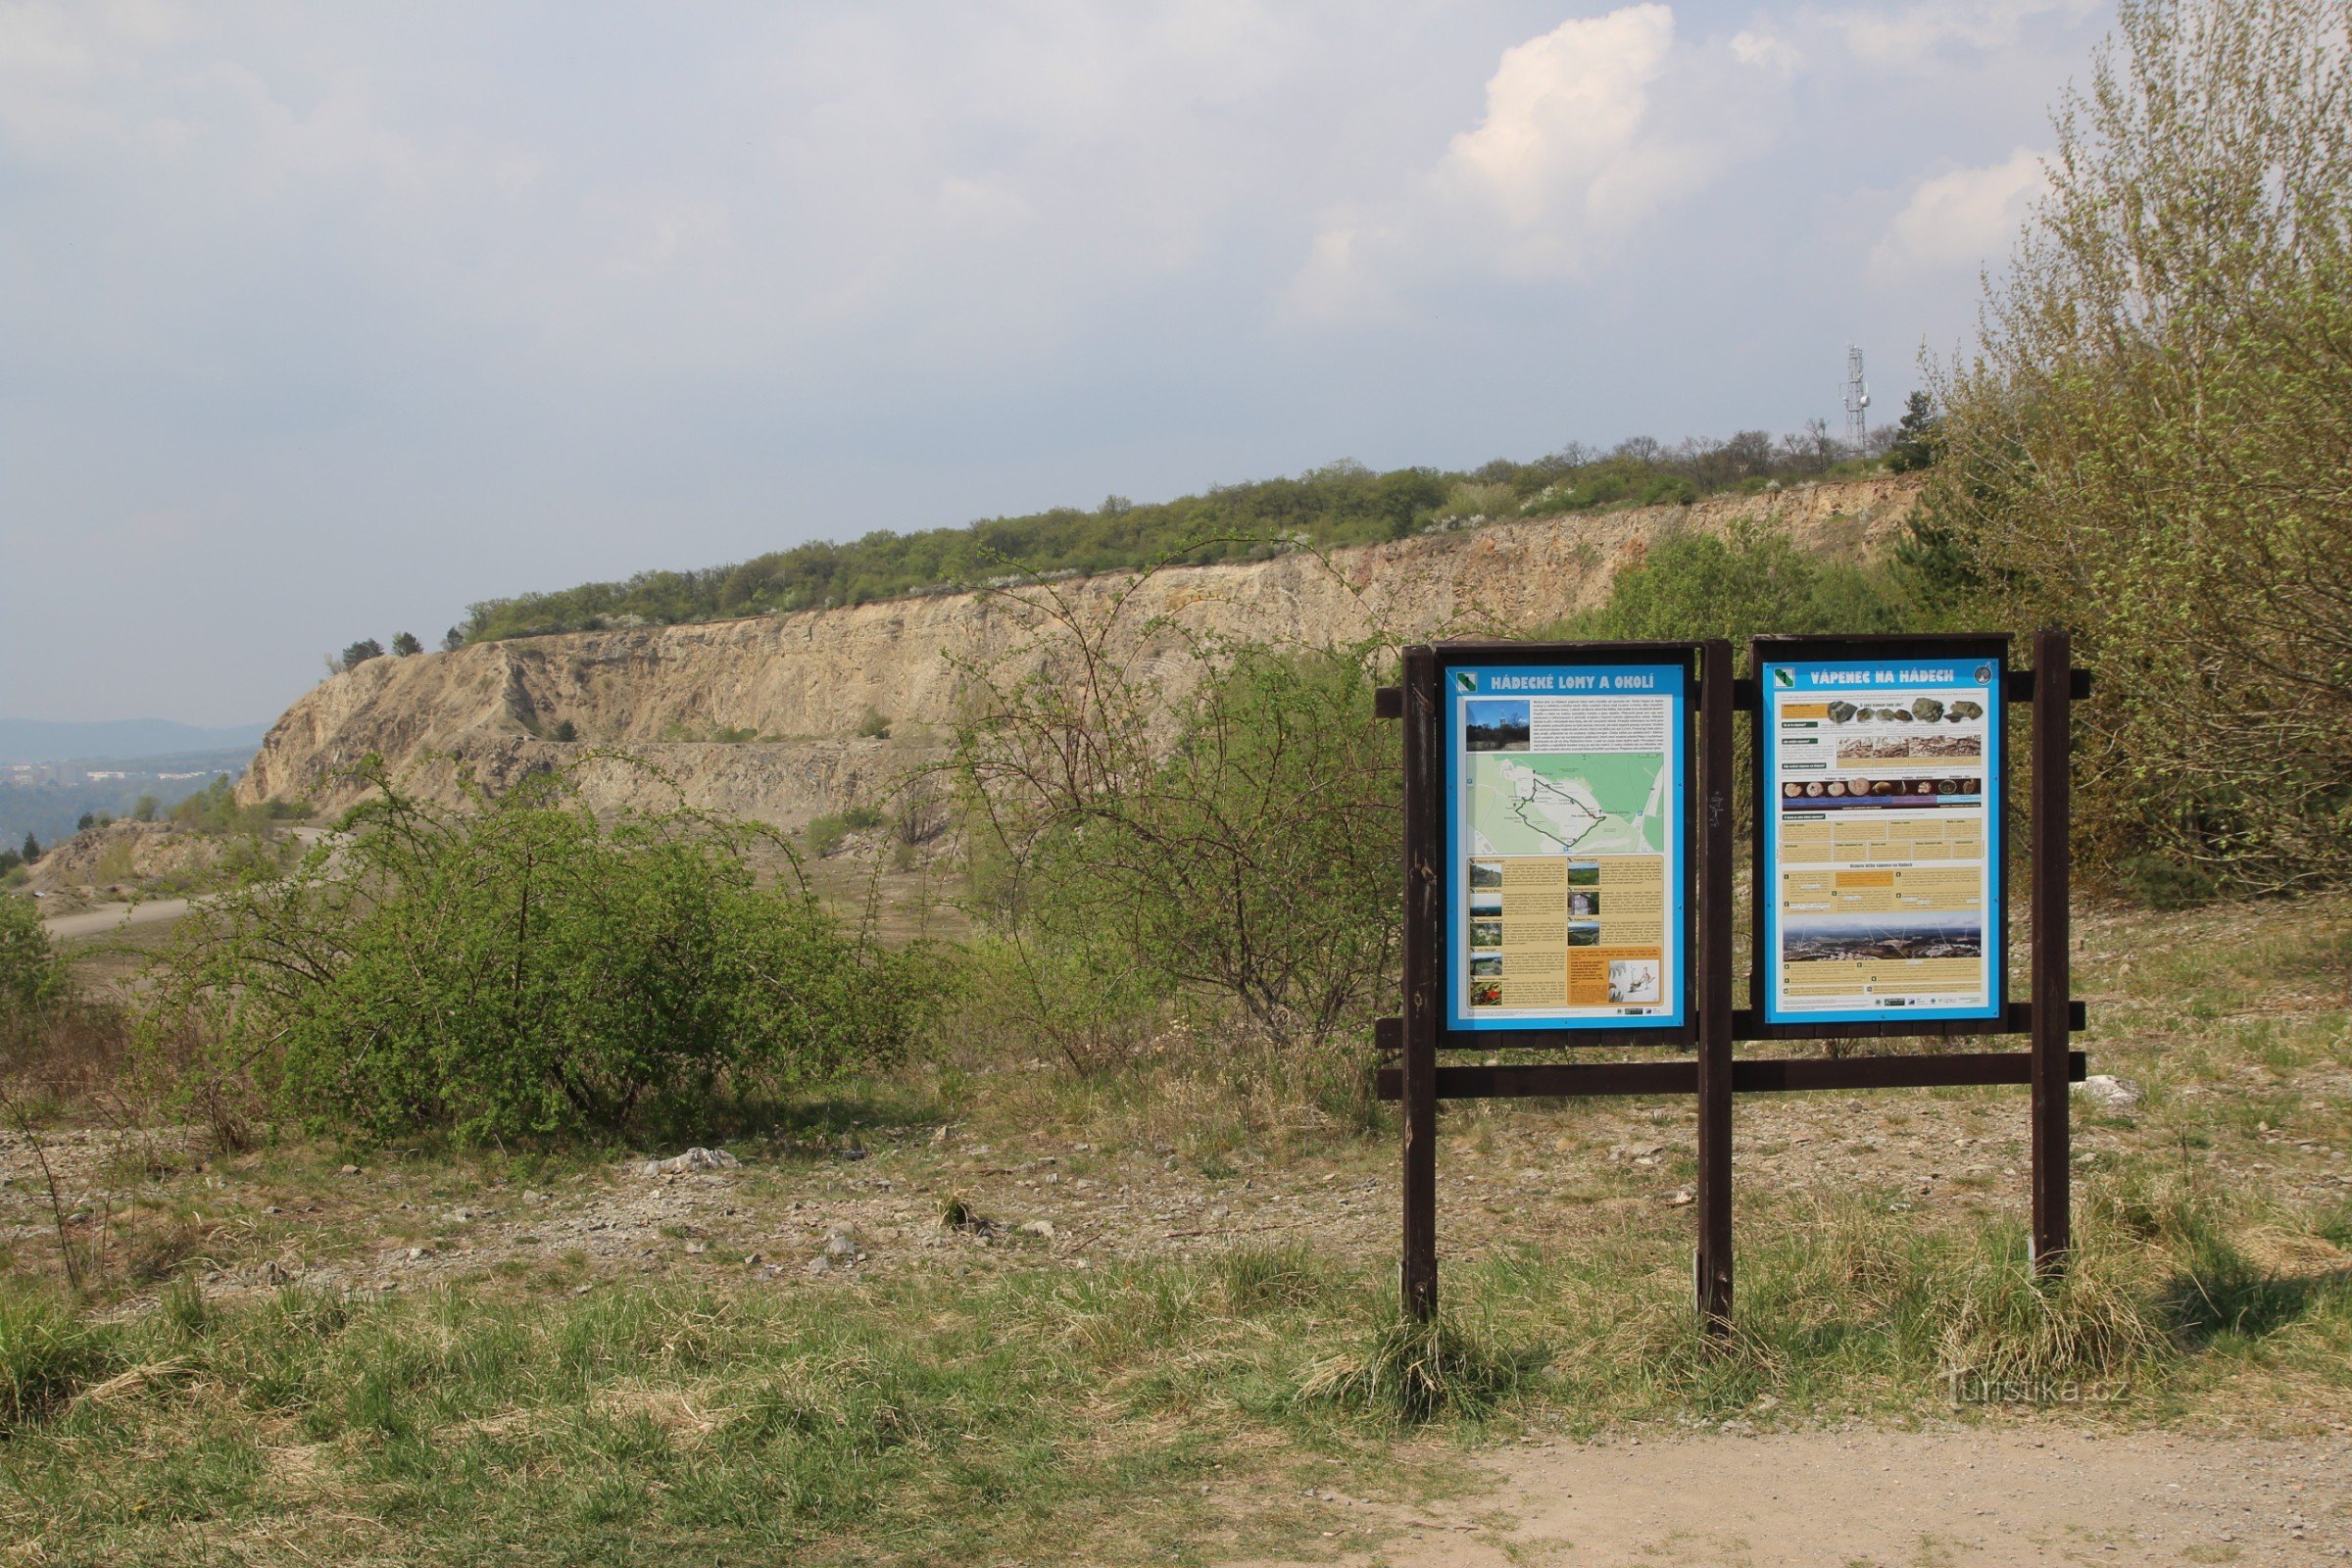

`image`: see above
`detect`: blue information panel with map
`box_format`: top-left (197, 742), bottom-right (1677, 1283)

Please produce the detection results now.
top-left (1756, 656), bottom-right (2005, 1026)
top-left (1444, 660), bottom-right (1689, 1033)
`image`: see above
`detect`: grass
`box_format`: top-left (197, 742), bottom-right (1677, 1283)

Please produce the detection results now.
top-left (1, 1185), bottom-right (2347, 1562)
top-left (3, 890), bottom-right (2351, 1560)
top-left (0, 1251), bottom-right (1450, 1565)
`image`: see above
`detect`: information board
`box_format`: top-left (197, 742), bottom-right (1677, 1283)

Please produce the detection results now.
top-left (1443, 656), bottom-right (1689, 1032)
top-left (1756, 650), bottom-right (2005, 1025)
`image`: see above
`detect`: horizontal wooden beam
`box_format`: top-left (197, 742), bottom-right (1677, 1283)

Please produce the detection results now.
top-left (1730, 1001), bottom-right (2086, 1042)
top-left (1373, 1051), bottom-right (2087, 1102)
top-left (1378, 1003), bottom-right (2088, 1054)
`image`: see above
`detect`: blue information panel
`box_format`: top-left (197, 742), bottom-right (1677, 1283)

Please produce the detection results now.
top-left (1758, 657), bottom-right (2005, 1025)
top-left (1444, 661), bottom-right (1688, 1032)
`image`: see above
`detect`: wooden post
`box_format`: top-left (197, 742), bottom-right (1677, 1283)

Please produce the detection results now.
top-left (2030, 627), bottom-right (2072, 1275)
top-left (1694, 639), bottom-right (1735, 1332)
top-left (1400, 647), bottom-right (1441, 1320)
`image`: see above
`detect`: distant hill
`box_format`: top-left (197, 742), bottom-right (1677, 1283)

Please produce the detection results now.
top-left (457, 435), bottom-right (1891, 644)
top-left (0, 718), bottom-right (270, 765)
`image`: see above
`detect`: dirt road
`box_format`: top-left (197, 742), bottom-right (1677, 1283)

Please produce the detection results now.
top-left (1267, 1427), bottom-right (2348, 1565)
top-left (38, 896), bottom-right (191, 941)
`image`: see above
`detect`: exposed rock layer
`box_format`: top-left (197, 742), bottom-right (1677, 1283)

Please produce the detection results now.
top-left (241, 477), bottom-right (1919, 825)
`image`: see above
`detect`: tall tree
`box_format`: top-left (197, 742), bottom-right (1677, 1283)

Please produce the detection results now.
top-left (1930, 0), bottom-right (2352, 891)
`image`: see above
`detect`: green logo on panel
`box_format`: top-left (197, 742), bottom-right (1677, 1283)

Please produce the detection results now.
top-left (1455, 672), bottom-right (1477, 692)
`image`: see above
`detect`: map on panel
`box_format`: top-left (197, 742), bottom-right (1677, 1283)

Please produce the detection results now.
top-left (1447, 668), bottom-right (1685, 1031)
top-left (1464, 752), bottom-right (1667, 857)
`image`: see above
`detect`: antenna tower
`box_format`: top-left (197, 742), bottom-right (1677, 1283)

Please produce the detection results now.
top-left (1841, 344), bottom-right (1871, 450)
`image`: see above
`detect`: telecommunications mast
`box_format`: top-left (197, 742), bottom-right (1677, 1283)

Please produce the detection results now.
top-left (1841, 344), bottom-right (1871, 450)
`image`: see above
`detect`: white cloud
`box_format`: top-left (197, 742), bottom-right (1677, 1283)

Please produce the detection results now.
top-left (1869, 147), bottom-right (2047, 281)
top-left (1285, 4), bottom-right (1796, 318)
top-left (1443, 5), bottom-right (1676, 229)
top-left (1825, 1), bottom-right (2103, 71)
top-left (1730, 28), bottom-right (1802, 74)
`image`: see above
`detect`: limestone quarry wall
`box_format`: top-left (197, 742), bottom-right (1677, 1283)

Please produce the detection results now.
top-left (240, 476), bottom-right (1919, 826)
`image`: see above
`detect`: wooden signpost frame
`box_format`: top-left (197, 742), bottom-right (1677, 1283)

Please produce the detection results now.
top-left (1373, 629), bottom-right (2089, 1330)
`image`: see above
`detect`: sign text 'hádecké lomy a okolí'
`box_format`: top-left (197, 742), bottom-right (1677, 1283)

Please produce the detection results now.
top-left (1441, 645), bottom-right (1694, 1042)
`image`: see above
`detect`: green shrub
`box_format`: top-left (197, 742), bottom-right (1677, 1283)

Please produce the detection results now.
top-left (1924, 0), bottom-right (2352, 893)
top-left (958, 622), bottom-right (1398, 1066)
top-left (140, 760), bottom-right (946, 1144)
top-left (0, 897), bottom-right (67, 1017)
top-left (804, 814), bottom-right (851, 858)
top-left (1549, 519), bottom-right (1912, 645)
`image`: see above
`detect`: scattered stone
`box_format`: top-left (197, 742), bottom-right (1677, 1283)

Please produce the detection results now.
top-left (823, 1226), bottom-right (861, 1259)
top-left (338, 1164), bottom-right (360, 1176)
top-left (641, 1147), bottom-right (741, 1176)
top-left (1666, 1188), bottom-right (1693, 1207)
top-left (683, 1241), bottom-right (708, 1254)
top-left (2075, 1075), bottom-right (2143, 1110)
top-left (743, 1252), bottom-right (763, 1267)
top-left (1208, 1204), bottom-right (1231, 1221)
top-left (806, 1254), bottom-right (833, 1278)
top-left (1018, 1219), bottom-right (1055, 1241)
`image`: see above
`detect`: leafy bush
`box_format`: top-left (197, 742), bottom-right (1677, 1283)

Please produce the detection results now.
top-left (0, 897), bottom-right (67, 1017)
top-left (1923, 0), bottom-right (2352, 893)
top-left (956, 576), bottom-right (1399, 1070)
top-left (1549, 520), bottom-right (1913, 644)
top-left (140, 761), bottom-right (945, 1144)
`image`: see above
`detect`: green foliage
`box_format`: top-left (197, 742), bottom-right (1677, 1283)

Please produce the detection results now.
top-left (549, 718), bottom-right (578, 743)
top-left (958, 586), bottom-right (1399, 1070)
top-left (165, 776), bottom-right (292, 836)
top-left (139, 761), bottom-right (945, 1144)
top-left (1549, 520), bottom-right (1914, 645)
top-left (855, 708), bottom-right (893, 739)
top-left (0, 896), bottom-right (68, 1017)
top-left (21, 833), bottom-right (38, 863)
top-left (339, 639), bottom-right (384, 670)
top-left (390, 631), bottom-right (423, 658)
top-left (1928, 0), bottom-right (2352, 892)
top-left (459, 433), bottom-right (1895, 643)
top-left (1884, 390), bottom-right (1941, 474)
top-left (129, 795), bottom-right (158, 823)
top-left (802, 814), bottom-right (851, 858)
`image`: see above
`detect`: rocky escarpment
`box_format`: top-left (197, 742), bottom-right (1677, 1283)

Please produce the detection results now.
top-left (241, 477), bottom-right (1920, 826)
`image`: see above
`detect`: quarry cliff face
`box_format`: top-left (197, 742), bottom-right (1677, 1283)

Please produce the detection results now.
top-left (241, 477), bottom-right (1919, 825)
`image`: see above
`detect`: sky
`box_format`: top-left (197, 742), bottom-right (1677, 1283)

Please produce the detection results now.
top-left (0, 0), bottom-right (2112, 725)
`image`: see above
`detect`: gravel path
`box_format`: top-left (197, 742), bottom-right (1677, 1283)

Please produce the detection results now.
top-left (1255, 1427), bottom-right (2351, 1565)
